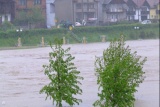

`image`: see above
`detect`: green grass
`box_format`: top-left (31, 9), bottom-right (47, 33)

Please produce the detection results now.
top-left (0, 23), bottom-right (159, 48)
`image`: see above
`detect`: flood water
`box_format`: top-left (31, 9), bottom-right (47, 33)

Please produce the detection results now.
top-left (0, 39), bottom-right (159, 107)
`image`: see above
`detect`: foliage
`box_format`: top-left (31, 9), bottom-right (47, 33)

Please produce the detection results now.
top-left (14, 7), bottom-right (45, 27)
top-left (0, 21), bottom-right (15, 31)
top-left (40, 40), bottom-right (83, 107)
top-left (0, 23), bottom-right (159, 47)
top-left (93, 36), bottom-right (147, 107)
top-left (139, 31), bottom-right (146, 39)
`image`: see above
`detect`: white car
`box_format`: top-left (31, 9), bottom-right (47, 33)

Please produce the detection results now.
top-left (75, 22), bottom-right (82, 26)
top-left (141, 20), bottom-right (151, 24)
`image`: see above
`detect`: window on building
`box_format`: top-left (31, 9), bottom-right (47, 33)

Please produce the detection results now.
top-left (111, 8), bottom-right (114, 12)
top-left (141, 6), bottom-right (147, 11)
top-left (129, 7), bottom-right (134, 11)
top-left (76, 3), bottom-right (82, 9)
top-left (50, 3), bottom-right (55, 13)
top-left (131, 16), bottom-right (134, 19)
top-left (19, 0), bottom-right (27, 6)
top-left (5, 15), bottom-right (8, 21)
top-left (112, 15), bottom-right (114, 19)
top-left (76, 13), bottom-right (82, 19)
top-left (116, 14), bottom-right (118, 19)
top-left (34, 0), bottom-right (41, 5)
top-left (83, 3), bottom-right (87, 9)
top-left (88, 3), bottom-right (94, 9)
top-left (87, 12), bottom-right (94, 18)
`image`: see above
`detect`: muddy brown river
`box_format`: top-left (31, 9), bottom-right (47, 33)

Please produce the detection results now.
top-left (0, 39), bottom-right (159, 107)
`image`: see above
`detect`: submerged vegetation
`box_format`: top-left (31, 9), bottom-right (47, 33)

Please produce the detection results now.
top-left (94, 36), bottom-right (147, 107)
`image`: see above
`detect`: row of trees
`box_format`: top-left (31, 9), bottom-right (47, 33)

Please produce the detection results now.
top-left (40, 36), bottom-right (147, 107)
top-left (14, 7), bottom-right (45, 28)
top-left (0, 7), bottom-right (45, 31)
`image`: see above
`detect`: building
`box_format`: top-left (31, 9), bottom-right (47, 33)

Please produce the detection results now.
top-left (150, 4), bottom-right (157, 19)
top-left (14, 0), bottom-right (46, 28)
top-left (14, 0), bottom-right (46, 15)
top-left (72, 0), bottom-right (101, 25)
top-left (54, 0), bottom-right (74, 24)
top-left (103, 0), bottom-right (128, 23)
top-left (0, 0), bottom-right (15, 24)
top-left (46, 0), bottom-right (55, 28)
top-left (1, 0), bottom-right (158, 28)
top-left (156, 1), bottom-right (160, 20)
top-left (54, 0), bottom-right (102, 26)
top-left (140, 0), bottom-right (150, 21)
top-left (150, 1), bottom-right (159, 20)
top-left (125, 0), bottom-right (153, 22)
top-left (126, 0), bottom-right (137, 21)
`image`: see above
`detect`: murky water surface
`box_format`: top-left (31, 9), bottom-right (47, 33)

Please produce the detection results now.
top-left (0, 39), bottom-right (159, 107)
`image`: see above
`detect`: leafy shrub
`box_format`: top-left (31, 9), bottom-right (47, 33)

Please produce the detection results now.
top-left (0, 23), bottom-right (159, 47)
top-left (0, 21), bottom-right (15, 31)
top-left (94, 36), bottom-right (147, 107)
top-left (129, 32), bottom-right (137, 40)
top-left (40, 40), bottom-right (83, 107)
top-left (146, 31), bottom-right (157, 39)
top-left (139, 31), bottom-right (146, 39)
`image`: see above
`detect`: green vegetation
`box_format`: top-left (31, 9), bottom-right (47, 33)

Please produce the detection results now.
top-left (13, 7), bottom-right (45, 28)
top-left (40, 40), bottom-right (83, 107)
top-left (0, 23), bottom-right (159, 47)
top-left (0, 21), bottom-right (15, 31)
top-left (93, 36), bottom-right (147, 107)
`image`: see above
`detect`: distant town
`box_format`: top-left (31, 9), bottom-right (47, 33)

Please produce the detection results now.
top-left (0, 0), bottom-right (159, 28)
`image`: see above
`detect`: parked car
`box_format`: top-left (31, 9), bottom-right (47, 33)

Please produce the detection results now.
top-left (75, 22), bottom-right (82, 26)
top-left (141, 20), bottom-right (151, 24)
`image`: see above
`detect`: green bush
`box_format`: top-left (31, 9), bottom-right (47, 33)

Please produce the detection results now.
top-left (146, 31), bottom-right (157, 39)
top-left (0, 21), bottom-right (15, 31)
top-left (139, 31), bottom-right (146, 39)
top-left (129, 32), bottom-right (137, 40)
top-left (94, 36), bottom-right (147, 107)
top-left (0, 23), bottom-right (159, 47)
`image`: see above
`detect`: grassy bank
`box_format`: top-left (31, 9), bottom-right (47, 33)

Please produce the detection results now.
top-left (0, 23), bottom-right (159, 47)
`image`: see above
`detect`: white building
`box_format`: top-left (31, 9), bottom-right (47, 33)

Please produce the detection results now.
top-left (46, 0), bottom-right (56, 28)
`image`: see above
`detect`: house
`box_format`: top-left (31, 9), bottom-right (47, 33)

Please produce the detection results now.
top-left (14, 0), bottom-right (46, 28)
top-left (46, 0), bottom-right (56, 28)
top-left (125, 0), bottom-right (152, 22)
top-left (150, 4), bottom-right (157, 19)
top-left (103, 0), bottom-right (128, 23)
top-left (14, 0), bottom-right (46, 17)
top-left (54, 0), bottom-right (102, 26)
top-left (150, 1), bottom-right (159, 20)
top-left (0, 0), bottom-right (15, 25)
top-left (126, 0), bottom-right (137, 21)
top-left (72, 0), bottom-right (102, 25)
top-left (156, 1), bottom-right (160, 20)
top-left (140, 0), bottom-right (150, 21)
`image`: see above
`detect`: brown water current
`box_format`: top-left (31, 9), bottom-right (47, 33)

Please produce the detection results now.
top-left (0, 39), bottom-right (159, 107)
